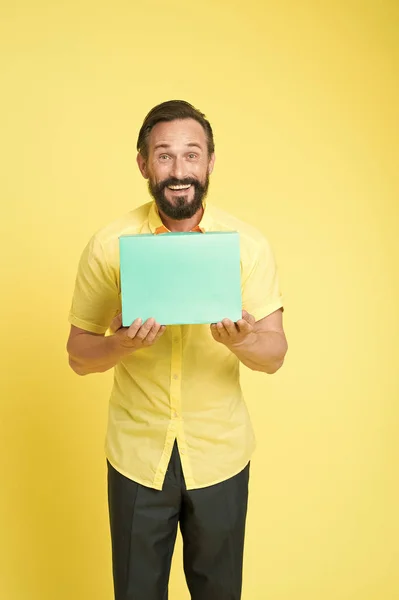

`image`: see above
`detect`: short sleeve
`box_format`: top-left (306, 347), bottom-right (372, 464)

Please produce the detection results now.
top-left (241, 235), bottom-right (284, 322)
top-left (68, 235), bottom-right (119, 334)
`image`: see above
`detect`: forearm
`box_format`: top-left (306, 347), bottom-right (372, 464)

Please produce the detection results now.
top-left (228, 331), bottom-right (288, 374)
top-left (68, 333), bottom-right (132, 375)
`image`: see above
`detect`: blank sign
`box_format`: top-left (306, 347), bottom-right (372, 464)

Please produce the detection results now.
top-left (119, 231), bottom-right (242, 326)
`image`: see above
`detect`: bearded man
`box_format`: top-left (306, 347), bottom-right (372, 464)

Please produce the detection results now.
top-left (67, 100), bottom-right (287, 600)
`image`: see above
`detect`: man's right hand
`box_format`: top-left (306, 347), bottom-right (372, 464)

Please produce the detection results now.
top-left (67, 314), bottom-right (166, 376)
top-left (110, 313), bottom-right (166, 352)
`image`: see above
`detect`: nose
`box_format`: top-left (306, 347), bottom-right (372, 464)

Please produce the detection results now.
top-left (169, 156), bottom-right (187, 180)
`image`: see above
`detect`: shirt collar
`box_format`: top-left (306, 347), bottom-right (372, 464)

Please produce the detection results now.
top-left (148, 200), bottom-right (213, 234)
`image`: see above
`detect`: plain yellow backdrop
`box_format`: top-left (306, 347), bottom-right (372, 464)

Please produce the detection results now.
top-left (1, 1), bottom-right (398, 599)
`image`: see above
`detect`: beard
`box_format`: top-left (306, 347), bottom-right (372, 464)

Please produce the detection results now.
top-left (148, 174), bottom-right (210, 221)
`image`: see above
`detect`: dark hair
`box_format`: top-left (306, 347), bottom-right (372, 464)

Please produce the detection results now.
top-left (136, 100), bottom-right (215, 159)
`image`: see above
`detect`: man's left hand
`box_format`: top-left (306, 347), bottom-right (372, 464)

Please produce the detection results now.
top-left (210, 310), bottom-right (256, 348)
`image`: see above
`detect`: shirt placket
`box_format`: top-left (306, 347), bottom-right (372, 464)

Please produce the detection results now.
top-left (153, 326), bottom-right (184, 489)
top-left (170, 327), bottom-right (182, 423)
top-left (172, 328), bottom-right (195, 488)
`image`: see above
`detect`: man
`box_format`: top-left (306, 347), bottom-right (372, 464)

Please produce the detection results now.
top-left (67, 100), bottom-right (287, 600)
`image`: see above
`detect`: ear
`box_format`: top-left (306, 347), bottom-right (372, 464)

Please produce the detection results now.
top-left (136, 153), bottom-right (148, 179)
top-left (208, 152), bottom-right (216, 175)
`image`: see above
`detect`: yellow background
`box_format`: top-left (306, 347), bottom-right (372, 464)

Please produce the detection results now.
top-left (1, 1), bottom-right (398, 599)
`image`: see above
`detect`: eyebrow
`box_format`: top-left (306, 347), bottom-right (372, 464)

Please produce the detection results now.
top-left (154, 142), bottom-right (203, 151)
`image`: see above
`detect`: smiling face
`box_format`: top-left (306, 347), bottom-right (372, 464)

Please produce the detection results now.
top-left (137, 118), bottom-right (215, 221)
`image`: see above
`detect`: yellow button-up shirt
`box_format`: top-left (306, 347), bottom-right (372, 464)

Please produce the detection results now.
top-left (68, 201), bottom-right (283, 490)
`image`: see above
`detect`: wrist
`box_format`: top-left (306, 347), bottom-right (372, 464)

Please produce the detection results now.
top-left (226, 331), bottom-right (258, 351)
top-left (107, 331), bottom-right (137, 357)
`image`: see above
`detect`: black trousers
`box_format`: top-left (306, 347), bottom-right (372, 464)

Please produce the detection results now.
top-left (107, 443), bottom-right (250, 600)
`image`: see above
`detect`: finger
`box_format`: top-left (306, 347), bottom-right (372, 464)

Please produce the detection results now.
top-left (216, 321), bottom-right (232, 342)
top-left (236, 319), bottom-right (252, 335)
top-left (154, 325), bottom-right (166, 340)
top-left (211, 322), bottom-right (224, 338)
top-left (110, 313), bottom-right (123, 334)
top-left (144, 321), bottom-right (164, 344)
top-left (216, 321), bottom-right (225, 335)
top-left (210, 323), bottom-right (220, 338)
top-left (126, 317), bottom-right (143, 339)
top-left (222, 319), bottom-right (237, 336)
top-left (242, 310), bottom-right (256, 325)
top-left (210, 323), bottom-right (221, 337)
top-left (136, 318), bottom-right (156, 341)
top-left (149, 324), bottom-right (166, 344)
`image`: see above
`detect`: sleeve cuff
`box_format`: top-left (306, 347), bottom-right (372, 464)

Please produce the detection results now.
top-left (244, 298), bottom-right (284, 323)
top-left (68, 313), bottom-right (108, 334)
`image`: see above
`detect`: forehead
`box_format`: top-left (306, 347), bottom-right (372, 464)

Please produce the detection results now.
top-left (148, 118), bottom-right (207, 151)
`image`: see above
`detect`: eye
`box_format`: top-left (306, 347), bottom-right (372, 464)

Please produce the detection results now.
top-left (188, 153), bottom-right (198, 159)
top-left (159, 154), bottom-right (170, 161)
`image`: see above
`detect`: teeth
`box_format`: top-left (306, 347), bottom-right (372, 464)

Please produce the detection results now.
top-left (168, 184), bottom-right (191, 190)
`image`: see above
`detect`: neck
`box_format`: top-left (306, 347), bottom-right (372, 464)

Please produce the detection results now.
top-left (158, 205), bottom-right (204, 232)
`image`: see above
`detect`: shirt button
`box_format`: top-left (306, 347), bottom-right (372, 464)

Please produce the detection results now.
top-left (173, 374), bottom-right (179, 380)
top-left (173, 410), bottom-right (178, 418)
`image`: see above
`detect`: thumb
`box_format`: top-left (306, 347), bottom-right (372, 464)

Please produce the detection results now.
top-left (242, 310), bottom-right (256, 325)
top-left (109, 313), bottom-right (123, 334)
